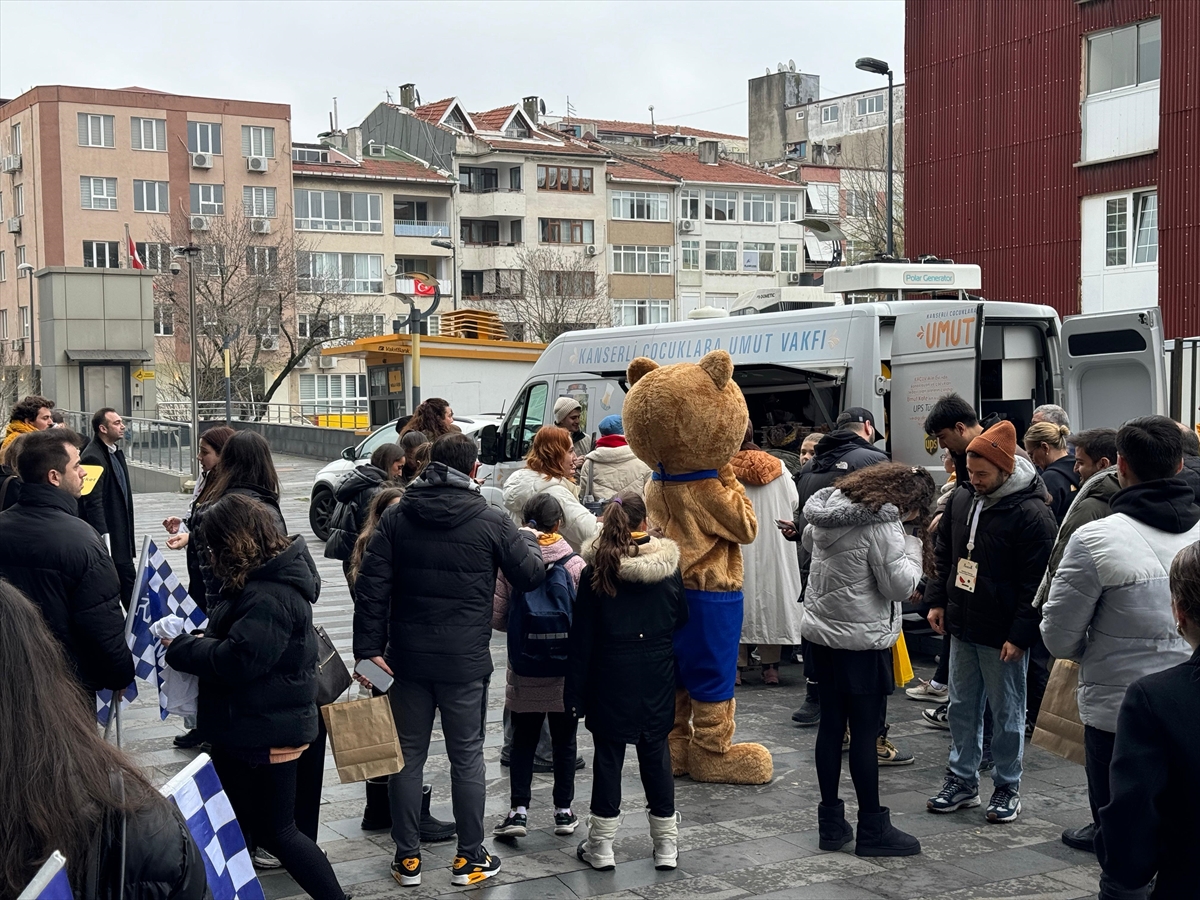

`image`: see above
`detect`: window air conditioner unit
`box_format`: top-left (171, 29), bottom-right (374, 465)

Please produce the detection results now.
top-left (247, 156), bottom-right (269, 173)
top-left (189, 215), bottom-right (210, 232)
top-left (318, 355), bottom-right (337, 369)
top-left (260, 335), bottom-right (279, 351)
top-left (251, 218), bottom-right (271, 234)
top-left (10, 338), bottom-right (24, 352)
top-left (191, 152), bottom-right (213, 169)
top-left (585, 244), bottom-right (598, 257)
top-left (678, 219), bottom-right (695, 233)
top-left (5, 217), bottom-right (20, 234)
top-left (1, 154), bottom-right (21, 173)
top-left (295, 355), bottom-right (312, 369)
top-left (787, 272), bottom-right (801, 284)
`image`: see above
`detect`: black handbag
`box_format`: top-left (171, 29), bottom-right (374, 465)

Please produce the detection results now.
top-left (314, 624), bottom-right (352, 706)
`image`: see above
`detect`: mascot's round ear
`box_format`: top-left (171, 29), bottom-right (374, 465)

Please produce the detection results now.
top-left (627, 357), bottom-right (659, 385)
top-left (698, 350), bottom-right (734, 391)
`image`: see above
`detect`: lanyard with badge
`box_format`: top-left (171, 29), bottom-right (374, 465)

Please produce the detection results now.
top-left (955, 500), bottom-right (984, 593)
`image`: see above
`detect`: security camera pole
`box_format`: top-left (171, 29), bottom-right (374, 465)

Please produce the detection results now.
top-left (389, 271), bottom-right (440, 410)
top-left (174, 244), bottom-right (203, 479)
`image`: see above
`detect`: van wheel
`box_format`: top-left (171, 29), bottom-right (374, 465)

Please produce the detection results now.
top-left (309, 488), bottom-right (335, 542)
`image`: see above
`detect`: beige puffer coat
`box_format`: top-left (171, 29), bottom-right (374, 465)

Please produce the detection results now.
top-left (580, 441), bottom-right (652, 501)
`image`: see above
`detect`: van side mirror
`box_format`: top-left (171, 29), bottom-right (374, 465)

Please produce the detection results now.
top-left (478, 424), bottom-right (500, 466)
top-left (341, 446), bottom-right (356, 461)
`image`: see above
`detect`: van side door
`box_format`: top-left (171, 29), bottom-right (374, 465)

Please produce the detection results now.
top-left (1060, 308), bottom-right (1166, 429)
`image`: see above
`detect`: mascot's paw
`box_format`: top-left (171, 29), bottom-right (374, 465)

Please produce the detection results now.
top-left (668, 689), bottom-right (693, 777)
top-left (686, 698), bottom-right (774, 786)
top-left (668, 735), bottom-right (691, 777)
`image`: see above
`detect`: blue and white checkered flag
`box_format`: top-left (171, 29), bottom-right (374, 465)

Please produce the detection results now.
top-left (16, 850), bottom-right (73, 899)
top-left (160, 754), bottom-right (265, 900)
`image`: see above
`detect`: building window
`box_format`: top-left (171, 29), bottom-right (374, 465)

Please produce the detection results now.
top-left (190, 183), bottom-right (225, 216)
top-left (855, 94), bottom-right (886, 116)
top-left (292, 147), bottom-right (329, 163)
top-left (130, 117), bottom-right (166, 151)
top-left (1133, 191), bottom-right (1158, 263)
top-left (610, 190), bottom-right (670, 221)
top-left (15, 245), bottom-right (26, 274)
top-left (243, 186), bottom-right (277, 218)
top-left (201, 245), bottom-right (226, 278)
top-left (535, 165), bottom-right (593, 192)
top-left (241, 125), bottom-right (275, 158)
top-left (806, 182), bottom-right (839, 216)
top-left (77, 113), bottom-right (115, 147)
top-left (780, 243), bottom-right (798, 272)
top-left (246, 246), bottom-right (279, 277)
top-left (297, 251), bottom-right (384, 294)
top-left (1087, 19), bottom-right (1160, 96)
top-left (0, 191), bottom-right (4, 219)
top-left (611, 245), bottom-right (672, 275)
top-left (254, 305), bottom-right (280, 337)
top-left (821, 104), bottom-right (839, 124)
top-left (1105, 197), bottom-right (1128, 266)
top-left (14, 184), bottom-right (24, 216)
top-left (83, 241), bottom-right (120, 268)
top-left (367, 144), bottom-right (385, 157)
top-left (0, 250), bottom-right (5, 282)
top-left (153, 304), bottom-right (174, 336)
top-left (510, 166), bottom-right (522, 191)
top-left (680, 189), bottom-right (701, 220)
top-left (133, 180), bottom-right (169, 213)
top-left (0, 310), bottom-right (6, 339)
top-left (293, 190), bottom-right (382, 232)
top-left (779, 193), bottom-right (800, 222)
top-left (460, 166), bottom-right (498, 193)
top-left (845, 190), bottom-right (874, 218)
top-left (10, 122), bottom-right (21, 157)
top-left (80, 176), bottom-right (118, 210)
top-left (681, 239), bottom-right (700, 271)
top-left (20, 306), bottom-right (29, 338)
top-left (539, 219), bottom-right (594, 244)
top-left (134, 242), bottom-right (168, 271)
top-left (742, 192), bottom-right (776, 223)
top-left (613, 299), bottom-right (670, 326)
top-left (705, 241), bottom-right (737, 271)
top-left (538, 271), bottom-right (595, 297)
top-left (461, 220), bottom-right (501, 245)
top-left (704, 190), bottom-right (738, 222)
top-left (299, 373), bottom-right (368, 413)
top-left (187, 121), bottom-right (222, 154)
top-left (742, 242), bottom-right (774, 272)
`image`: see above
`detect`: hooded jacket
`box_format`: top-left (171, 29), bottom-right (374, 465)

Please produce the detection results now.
top-left (354, 461), bottom-right (546, 683)
top-left (580, 436), bottom-right (651, 502)
top-left (1033, 466), bottom-right (1120, 609)
top-left (925, 456), bottom-right (1058, 649)
top-left (1042, 476), bottom-right (1200, 732)
top-left (801, 487), bottom-right (924, 651)
top-left (166, 536), bottom-right (321, 750)
top-left (502, 466), bottom-right (600, 552)
top-left (793, 429), bottom-right (889, 589)
top-left (1040, 455), bottom-right (1080, 525)
top-left (324, 463), bottom-right (389, 561)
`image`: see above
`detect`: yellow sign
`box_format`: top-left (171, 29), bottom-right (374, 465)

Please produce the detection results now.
top-left (925, 434), bottom-right (939, 456)
top-left (133, 368), bottom-right (155, 382)
top-left (80, 464), bottom-right (103, 496)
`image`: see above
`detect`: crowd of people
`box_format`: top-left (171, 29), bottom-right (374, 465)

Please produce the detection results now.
top-left (1, 388), bottom-right (1197, 899)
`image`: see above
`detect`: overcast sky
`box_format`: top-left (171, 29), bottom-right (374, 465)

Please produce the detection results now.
top-left (0, 0), bottom-right (904, 140)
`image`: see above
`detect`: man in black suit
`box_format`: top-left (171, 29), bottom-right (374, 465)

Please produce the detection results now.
top-left (80, 408), bottom-right (137, 604)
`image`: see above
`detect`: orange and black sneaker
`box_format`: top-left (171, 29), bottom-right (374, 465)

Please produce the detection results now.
top-left (450, 852), bottom-right (501, 886)
top-left (390, 853), bottom-right (421, 887)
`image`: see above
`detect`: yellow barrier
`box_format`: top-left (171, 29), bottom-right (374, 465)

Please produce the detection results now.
top-left (313, 413), bottom-right (370, 429)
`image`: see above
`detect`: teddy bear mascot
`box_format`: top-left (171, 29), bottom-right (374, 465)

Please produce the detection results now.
top-left (622, 349), bottom-right (773, 785)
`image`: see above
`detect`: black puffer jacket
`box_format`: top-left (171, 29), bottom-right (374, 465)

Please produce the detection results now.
top-left (324, 464), bottom-right (388, 562)
top-left (190, 483), bottom-right (287, 611)
top-left (925, 457), bottom-right (1057, 649)
top-left (793, 430), bottom-right (888, 589)
top-left (354, 461), bottom-right (545, 683)
top-left (1178, 454), bottom-right (1200, 505)
top-left (167, 536), bottom-right (320, 750)
top-left (1041, 455), bottom-right (1080, 525)
top-left (0, 483), bottom-right (133, 691)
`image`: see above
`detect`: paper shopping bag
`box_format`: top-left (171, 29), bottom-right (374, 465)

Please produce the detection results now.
top-left (321, 694), bottom-right (404, 784)
top-left (892, 631), bottom-right (915, 687)
top-left (1031, 659), bottom-right (1086, 766)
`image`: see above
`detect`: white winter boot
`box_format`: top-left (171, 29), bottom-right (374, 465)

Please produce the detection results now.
top-left (576, 813), bottom-right (620, 871)
top-left (648, 811), bottom-right (681, 870)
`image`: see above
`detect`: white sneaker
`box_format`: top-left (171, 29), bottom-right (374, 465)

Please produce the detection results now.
top-left (905, 679), bottom-right (949, 701)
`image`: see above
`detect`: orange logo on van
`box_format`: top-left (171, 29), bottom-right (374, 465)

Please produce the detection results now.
top-left (917, 315), bottom-right (977, 349)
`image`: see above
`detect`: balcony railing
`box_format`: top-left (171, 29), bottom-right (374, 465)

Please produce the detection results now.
top-left (157, 400), bottom-right (368, 430)
top-left (459, 185), bottom-right (523, 195)
top-left (60, 410), bottom-right (194, 473)
top-left (394, 220), bottom-right (450, 237)
top-left (461, 240), bottom-right (524, 248)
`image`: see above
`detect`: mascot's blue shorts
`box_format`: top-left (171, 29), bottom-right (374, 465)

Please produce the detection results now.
top-left (674, 589), bottom-right (743, 702)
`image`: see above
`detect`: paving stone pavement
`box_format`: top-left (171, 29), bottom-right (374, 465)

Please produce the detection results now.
top-left (122, 453), bottom-right (1104, 900)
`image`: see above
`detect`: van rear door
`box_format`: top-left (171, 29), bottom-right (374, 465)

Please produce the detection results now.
top-left (1060, 309), bottom-right (1166, 430)
top-left (888, 304), bottom-right (984, 467)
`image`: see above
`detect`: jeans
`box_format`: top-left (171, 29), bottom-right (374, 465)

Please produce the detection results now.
top-left (1084, 725), bottom-right (1116, 827)
top-left (947, 636), bottom-right (1027, 789)
top-left (509, 711), bottom-right (577, 809)
top-left (815, 677), bottom-right (884, 813)
top-left (590, 734), bottom-right (674, 819)
top-left (389, 678), bottom-right (488, 861)
top-left (212, 751), bottom-right (345, 900)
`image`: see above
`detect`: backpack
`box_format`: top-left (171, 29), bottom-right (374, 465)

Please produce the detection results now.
top-left (322, 498), bottom-right (358, 561)
top-left (0, 464), bottom-right (19, 512)
top-left (507, 553), bottom-right (578, 678)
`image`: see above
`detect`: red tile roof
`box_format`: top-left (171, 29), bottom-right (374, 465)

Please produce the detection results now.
top-left (605, 157), bottom-right (679, 184)
top-left (470, 105), bottom-right (519, 131)
top-left (604, 151), bottom-right (797, 187)
top-left (413, 97), bottom-right (454, 125)
top-left (582, 117), bottom-right (746, 142)
top-left (292, 154), bottom-right (451, 184)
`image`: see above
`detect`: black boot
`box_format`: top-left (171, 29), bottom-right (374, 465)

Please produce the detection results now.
top-left (360, 777), bottom-right (391, 832)
top-left (855, 807), bottom-right (920, 858)
top-left (791, 680), bottom-right (821, 726)
top-left (419, 784), bottom-right (456, 843)
top-left (817, 800), bottom-right (853, 851)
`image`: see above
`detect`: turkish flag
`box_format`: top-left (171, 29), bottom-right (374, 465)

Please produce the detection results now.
top-left (128, 237), bottom-right (145, 270)
top-left (412, 279), bottom-right (437, 296)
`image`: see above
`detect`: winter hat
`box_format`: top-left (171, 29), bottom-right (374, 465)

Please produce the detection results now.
top-left (554, 396), bottom-right (582, 425)
top-left (967, 420), bottom-right (1017, 474)
top-left (598, 415), bottom-right (623, 436)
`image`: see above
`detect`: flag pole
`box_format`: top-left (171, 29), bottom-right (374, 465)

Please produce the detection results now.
top-left (124, 223), bottom-right (131, 269)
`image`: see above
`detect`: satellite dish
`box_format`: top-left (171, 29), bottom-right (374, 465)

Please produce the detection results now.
top-left (539, 99), bottom-right (546, 115)
top-left (788, 59), bottom-right (796, 72)
top-left (414, 89), bottom-right (422, 106)
top-left (800, 218), bottom-right (847, 242)
top-left (384, 263), bottom-right (398, 277)
top-left (766, 67), bottom-right (772, 75)
top-left (777, 63), bottom-right (785, 73)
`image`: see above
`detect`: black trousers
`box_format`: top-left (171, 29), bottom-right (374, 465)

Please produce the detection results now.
top-left (509, 710), bottom-right (577, 809)
top-left (814, 680), bottom-right (885, 813)
top-left (1085, 725), bottom-right (1117, 826)
top-left (213, 750), bottom-right (344, 900)
top-left (293, 715), bottom-right (327, 841)
top-left (590, 734), bottom-right (674, 819)
top-left (1025, 635), bottom-right (1053, 724)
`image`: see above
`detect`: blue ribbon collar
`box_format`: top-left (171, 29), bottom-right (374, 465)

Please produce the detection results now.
top-left (652, 464), bottom-right (720, 483)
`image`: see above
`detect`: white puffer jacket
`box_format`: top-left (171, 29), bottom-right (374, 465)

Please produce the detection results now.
top-left (800, 486), bottom-right (923, 651)
top-left (502, 466), bottom-right (600, 553)
top-left (580, 443), bottom-right (651, 501)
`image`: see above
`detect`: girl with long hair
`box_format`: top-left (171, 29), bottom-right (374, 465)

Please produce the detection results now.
top-left (399, 430), bottom-right (431, 485)
top-left (325, 442), bottom-right (405, 567)
top-left (502, 426), bottom-right (600, 552)
top-left (349, 486), bottom-right (404, 585)
top-left (166, 494), bottom-right (348, 900)
top-left (399, 398), bottom-right (456, 440)
top-left (492, 493), bottom-right (588, 840)
top-left (566, 493), bottom-right (688, 872)
top-left (800, 462), bottom-right (935, 858)
top-left (0, 580), bottom-right (208, 899)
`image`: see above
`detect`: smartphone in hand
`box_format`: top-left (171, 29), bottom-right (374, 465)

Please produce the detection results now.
top-left (354, 658), bottom-right (394, 693)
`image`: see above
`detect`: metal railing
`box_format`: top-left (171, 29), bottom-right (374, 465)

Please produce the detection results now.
top-left (1167, 337), bottom-right (1200, 430)
top-left (60, 410), bottom-right (193, 473)
top-left (394, 220), bottom-right (450, 237)
top-left (156, 400), bottom-right (369, 430)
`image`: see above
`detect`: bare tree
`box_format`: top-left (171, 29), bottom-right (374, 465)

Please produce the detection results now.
top-left (502, 246), bottom-right (610, 343)
top-left (0, 342), bottom-right (22, 422)
top-left (834, 129), bottom-right (905, 262)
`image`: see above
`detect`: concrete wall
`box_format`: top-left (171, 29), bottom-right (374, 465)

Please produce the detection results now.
top-left (205, 419), bottom-right (355, 463)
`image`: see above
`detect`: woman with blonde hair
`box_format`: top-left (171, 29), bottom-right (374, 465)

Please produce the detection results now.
top-left (1024, 421), bottom-right (1078, 524)
top-left (502, 426), bottom-right (599, 552)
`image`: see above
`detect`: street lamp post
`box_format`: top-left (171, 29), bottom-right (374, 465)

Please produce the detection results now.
top-left (175, 244), bottom-right (203, 479)
top-left (431, 238), bottom-right (457, 310)
top-left (16, 263), bottom-right (35, 392)
top-left (855, 56), bottom-right (895, 258)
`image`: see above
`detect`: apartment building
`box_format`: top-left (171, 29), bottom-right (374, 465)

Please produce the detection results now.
top-left (605, 158), bottom-right (676, 325)
top-left (542, 115), bottom-right (749, 162)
